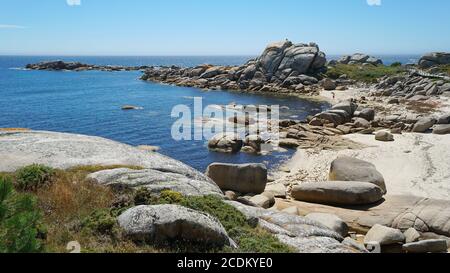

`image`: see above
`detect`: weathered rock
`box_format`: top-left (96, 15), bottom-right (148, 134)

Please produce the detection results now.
top-left (353, 118), bottom-right (370, 128)
top-left (436, 113), bottom-right (450, 125)
top-left (412, 117), bottom-right (437, 133)
top-left (419, 52), bottom-right (450, 68)
top-left (375, 131), bottom-right (394, 142)
top-left (342, 237), bottom-right (369, 253)
top-left (358, 108), bottom-right (375, 121)
top-left (278, 138), bottom-right (300, 148)
top-left (332, 101), bottom-right (358, 116)
top-left (433, 124), bottom-right (450, 135)
top-left (250, 193), bottom-right (275, 209)
top-left (337, 54), bottom-right (382, 66)
top-left (244, 135), bottom-right (264, 153)
top-left (277, 195), bottom-right (450, 239)
top-left (118, 205), bottom-right (230, 247)
top-left (364, 224), bottom-right (405, 246)
top-left (0, 131), bottom-right (210, 185)
top-left (208, 133), bottom-right (243, 153)
top-left (329, 156), bottom-right (387, 194)
top-left (88, 168), bottom-right (222, 197)
top-left (404, 228), bottom-right (421, 243)
top-left (206, 163), bottom-right (267, 194)
top-left (282, 206), bottom-right (299, 215)
top-left (306, 213), bottom-right (349, 237)
top-left (321, 78), bottom-right (336, 90)
top-left (224, 191), bottom-right (238, 201)
top-left (265, 183), bottom-right (287, 198)
top-left (403, 239), bottom-right (448, 253)
top-left (291, 182), bottom-right (384, 206)
top-left (226, 201), bottom-right (358, 253)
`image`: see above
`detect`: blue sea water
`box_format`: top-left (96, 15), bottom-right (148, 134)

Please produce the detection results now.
top-left (0, 55), bottom-right (419, 172)
top-left (0, 56), bottom-right (331, 172)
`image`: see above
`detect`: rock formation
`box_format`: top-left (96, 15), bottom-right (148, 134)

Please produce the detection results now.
top-left (332, 53), bottom-right (383, 66)
top-left (419, 52), bottom-right (450, 68)
top-left (140, 40), bottom-right (327, 94)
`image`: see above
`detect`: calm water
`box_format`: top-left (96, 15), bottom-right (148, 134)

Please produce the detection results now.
top-left (0, 56), bottom-right (331, 172)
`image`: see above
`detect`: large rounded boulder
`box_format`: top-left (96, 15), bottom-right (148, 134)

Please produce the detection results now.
top-left (118, 205), bottom-right (231, 247)
top-left (206, 163), bottom-right (267, 194)
top-left (329, 156), bottom-right (387, 194)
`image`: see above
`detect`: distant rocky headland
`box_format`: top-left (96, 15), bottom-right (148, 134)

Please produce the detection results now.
top-left (25, 60), bottom-right (152, 72)
top-left (26, 40), bottom-right (450, 98)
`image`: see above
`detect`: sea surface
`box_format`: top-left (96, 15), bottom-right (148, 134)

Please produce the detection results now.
top-left (0, 55), bottom-right (419, 172)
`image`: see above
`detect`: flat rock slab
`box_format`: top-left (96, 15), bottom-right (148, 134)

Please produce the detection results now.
top-left (291, 181), bottom-right (384, 206)
top-left (88, 168), bottom-right (222, 197)
top-left (403, 239), bottom-right (448, 253)
top-left (0, 131), bottom-right (220, 196)
top-left (277, 195), bottom-right (450, 238)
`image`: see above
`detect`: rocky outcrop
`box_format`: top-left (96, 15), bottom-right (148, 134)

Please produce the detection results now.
top-left (329, 156), bottom-right (387, 194)
top-left (206, 163), bottom-right (267, 194)
top-left (25, 60), bottom-right (149, 72)
top-left (374, 73), bottom-right (450, 99)
top-left (291, 181), bottom-right (384, 206)
top-left (0, 130), bottom-right (220, 196)
top-left (419, 52), bottom-right (450, 68)
top-left (118, 205), bottom-right (231, 247)
top-left (277, 195), bottom-right (450, 238)
top-left (88, 168), bottom-right (223, 197)
top-left (140, 40), bottom-right (327, 94)
top-left (333, 54), bottom-right (383, 66)
top-left (226, 201), bottom-right (359, 253)
top-left (208, 133), bottom-right (243, 153)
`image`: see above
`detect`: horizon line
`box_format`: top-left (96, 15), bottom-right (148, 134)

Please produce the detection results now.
top-left (0, 53), bottom-right (426, 57)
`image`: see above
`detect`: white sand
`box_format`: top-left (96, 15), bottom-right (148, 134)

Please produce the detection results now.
top-left (279, 133), bottom-right (450, 200)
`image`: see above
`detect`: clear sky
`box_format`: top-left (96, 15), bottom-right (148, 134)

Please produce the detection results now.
top-left (1, 0), bottom-right (449, 56)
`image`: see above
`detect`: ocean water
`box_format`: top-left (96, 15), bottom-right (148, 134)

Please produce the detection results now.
top-left (0, 56), bottom-right (331, 172)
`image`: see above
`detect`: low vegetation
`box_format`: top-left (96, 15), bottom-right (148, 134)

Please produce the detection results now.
top-left (432, 64), bottom-right (450, 76)
top-left (1, 165), bottom-right (294, 253)
top-left (15, 164), bottom-right (55, 191)
top-left (142, 189), bottom-right (295, 253)
top-left (0, 176), bottom-right (44, 253)
top-left (325, 64), bottom-right (406, 83)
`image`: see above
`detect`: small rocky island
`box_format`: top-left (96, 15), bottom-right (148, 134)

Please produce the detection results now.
top-left (17, 40), bottom-right (450, 253)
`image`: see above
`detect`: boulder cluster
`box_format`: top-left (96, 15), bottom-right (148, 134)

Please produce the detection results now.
top-left (140, 40), bottom-right (327, 94)
top-left (374, 73), bottom-right (450, 100)
top-left (330, 53), bottom-right (383, 66)
top-left (26, 60), bottom-right (150, 72)
top-left (303, 99), bottom-right (450, 137)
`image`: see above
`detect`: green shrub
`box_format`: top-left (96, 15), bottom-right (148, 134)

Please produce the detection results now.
top-left (16, 164), bottom-right (55, 191)
top-left (180, 195), bottom-right (248, 233)
top-left (0, 176), bottom-right (44, 253)
top-left (228, 227), bottom-right (295, 253)
top-left (131, 191), bottom-right (294, 253)
top-left (390, 62), bottom-right (402, 67)
top-left (81, 209), bottom-right (117, 235)
top-left (325, 64), bottom-right (405, 83)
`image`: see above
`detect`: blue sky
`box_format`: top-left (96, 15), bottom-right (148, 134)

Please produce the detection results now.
top-left (1, 0), bottom-right (449, 56)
